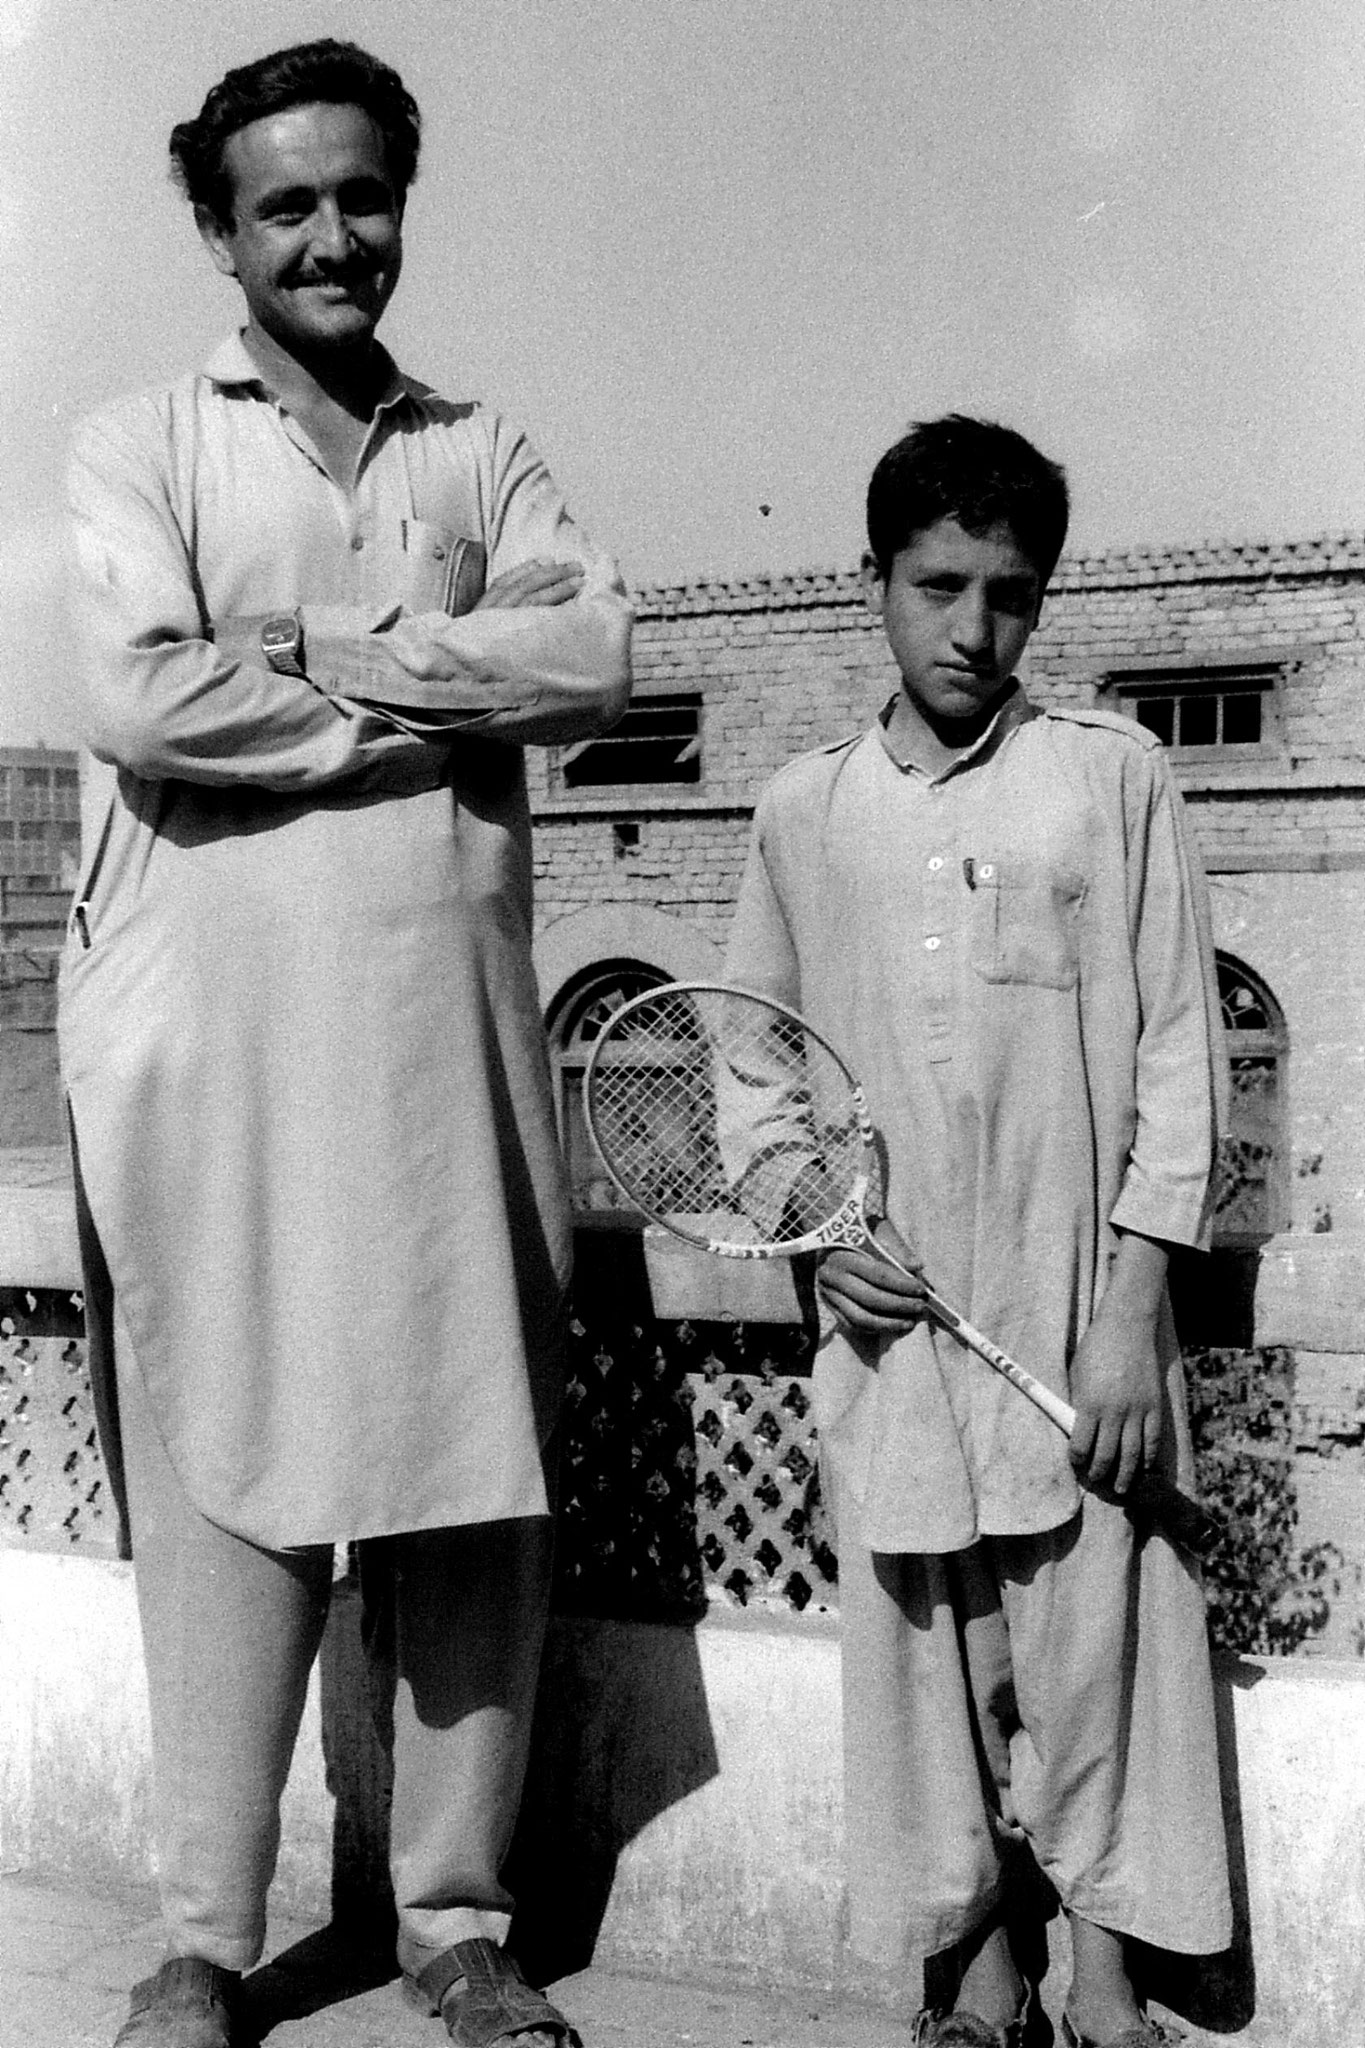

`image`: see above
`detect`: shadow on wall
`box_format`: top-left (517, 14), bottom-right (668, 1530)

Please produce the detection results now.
top-left (507, 1616), bottom-right (720, 1986)
top-left (308, 1570), bottom-right (720, 1996)
top-left (303, 1227), bottom-right (723, 1992)
top-left (1130, 1655), bottom-right (1261, 2036)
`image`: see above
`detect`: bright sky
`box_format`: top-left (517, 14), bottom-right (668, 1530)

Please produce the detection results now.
top-left (2, 0), bottom-right (1363, 742)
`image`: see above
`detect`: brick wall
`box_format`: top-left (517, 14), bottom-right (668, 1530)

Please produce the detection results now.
top-left (535, 815), bottom-right (751, 952)
top-left (528, 537), bottom-right (1365, 1651)
top-left (530, 536), bottom-right (1365, 1238)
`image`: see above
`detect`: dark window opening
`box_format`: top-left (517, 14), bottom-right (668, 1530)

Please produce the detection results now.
top-left (1109, 664), bottom-right (1280, 750)
top-left (559, 695), bottom-right (701, 789)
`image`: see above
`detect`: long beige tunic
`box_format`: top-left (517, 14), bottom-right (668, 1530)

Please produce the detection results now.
top-left (59, 334), bottom-right (632, 1550)
top-left (724, 689), bottom-right (1226, 1552)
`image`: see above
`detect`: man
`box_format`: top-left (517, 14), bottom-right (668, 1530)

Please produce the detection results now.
top-left (61, 39), bottom-right (630, 2048)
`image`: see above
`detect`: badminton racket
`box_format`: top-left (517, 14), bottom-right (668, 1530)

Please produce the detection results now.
top-left (583, 979), bottom-right (1223, 1562)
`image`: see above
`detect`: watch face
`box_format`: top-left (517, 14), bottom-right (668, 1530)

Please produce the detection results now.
top-left (261, 617), bottom-right (299, 653)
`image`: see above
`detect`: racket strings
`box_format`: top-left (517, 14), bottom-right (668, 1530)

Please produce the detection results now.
top-left (586, 986), bottom-right (867, 1246)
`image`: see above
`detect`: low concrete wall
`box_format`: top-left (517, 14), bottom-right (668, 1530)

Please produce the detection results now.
top-left (1254, 1232), bottom-right (1365, 1351)
top-left (2, 1546), bottom-right (1362, 2045)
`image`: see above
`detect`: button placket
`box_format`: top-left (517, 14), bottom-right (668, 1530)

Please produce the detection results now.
top-left (922, 849), bottom-right (953, 1064)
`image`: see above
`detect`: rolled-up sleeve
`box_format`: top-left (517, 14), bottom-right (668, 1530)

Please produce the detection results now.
top-left (1109, 747), bottom-right (1228, 1251)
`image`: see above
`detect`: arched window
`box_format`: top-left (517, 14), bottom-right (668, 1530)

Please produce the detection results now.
top-left (546, 960), bottom-right (670, 1220)
top-left (1213, 953), bottom-right (1287, 1246)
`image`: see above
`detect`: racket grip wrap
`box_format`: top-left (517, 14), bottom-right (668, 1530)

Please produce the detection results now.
top-left (1125, 1468), bottom-right (1223, 1561)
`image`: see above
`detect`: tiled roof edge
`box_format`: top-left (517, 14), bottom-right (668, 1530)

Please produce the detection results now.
top-left (632, 535), bottom-right (1365, 618)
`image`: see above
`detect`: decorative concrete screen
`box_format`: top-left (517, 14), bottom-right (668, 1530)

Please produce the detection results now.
top-left (0, 1250), bottom-right (837, 1620)
top-left (0, 1288), bottom-right (112, 1550)
top-left (555, 1301), bottom-right (835, 1619)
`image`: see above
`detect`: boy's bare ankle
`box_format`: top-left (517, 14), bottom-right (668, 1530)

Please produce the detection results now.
top-left (954, 1916), bottom-right (1023, 2028)
top-left (1065, 1914), bottom-right (1145, 2041)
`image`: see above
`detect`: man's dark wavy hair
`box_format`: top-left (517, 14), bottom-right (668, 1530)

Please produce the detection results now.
top-left (169, 40), bottom-right (421, 226)
top-left (866, 414), bottom-right (1070, 589)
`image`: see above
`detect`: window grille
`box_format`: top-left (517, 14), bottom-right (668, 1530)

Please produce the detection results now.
top-left (548, 964), bottom-right (672, 1218)
top-left (556, 694), bottom-right (701, 791)
top-left (1105, 663), bottom-right (1281, 750)
top-left (1214, 954), bottom-right (1287, 1245)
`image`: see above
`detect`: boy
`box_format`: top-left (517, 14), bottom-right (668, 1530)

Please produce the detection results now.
top-left (724, 417), bottom-right (1230, 2047)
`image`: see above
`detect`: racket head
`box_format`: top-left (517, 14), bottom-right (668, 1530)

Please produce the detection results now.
top-left (582, 979), bottom-right (875, 1257)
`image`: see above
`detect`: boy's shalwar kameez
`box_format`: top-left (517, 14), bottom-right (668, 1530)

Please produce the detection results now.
top-left (724, 687), bottom-right (1232, 1966)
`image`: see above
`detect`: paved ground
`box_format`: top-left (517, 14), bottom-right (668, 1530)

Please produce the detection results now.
top-left (1, 1866), bottom-right (1284, 2048)
top-left (0, 1870), bottom-right (918, 2048)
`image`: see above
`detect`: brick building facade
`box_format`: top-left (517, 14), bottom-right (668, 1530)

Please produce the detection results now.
top-left (529, 536), bottom-right (1365, 1647)
top-left (2, 540), bottom-right (1362, 1641)
top-left (0, 747), bottom-right (81, 1034)
top-left (530, 536), bottom-right (1365, 1237)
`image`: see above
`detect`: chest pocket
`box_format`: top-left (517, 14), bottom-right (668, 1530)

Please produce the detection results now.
top-left (969, 856), bottom-right (1085, 990)
top-left (399, 519), bottom-right (487, 617)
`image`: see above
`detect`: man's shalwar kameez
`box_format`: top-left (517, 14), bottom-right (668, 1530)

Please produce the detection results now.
top-left (60, 334), bottom-right (632, 1971)
top-left (724, 688), bottom-right (1233, 1967)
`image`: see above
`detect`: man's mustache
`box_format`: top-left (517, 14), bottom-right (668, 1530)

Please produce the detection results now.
top-left (290, 264), bottom-right (381, 288)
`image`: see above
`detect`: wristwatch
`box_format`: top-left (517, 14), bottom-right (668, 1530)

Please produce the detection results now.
top-left (260, 612), bottom-right (305, 677)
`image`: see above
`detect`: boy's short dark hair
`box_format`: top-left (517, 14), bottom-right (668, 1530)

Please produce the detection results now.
top-left (866, 414), bottom-right (1070, 588)
top-left (169, 40), bottom-right (422, 227)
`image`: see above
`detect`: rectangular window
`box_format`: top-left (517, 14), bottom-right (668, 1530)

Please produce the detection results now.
top-left (557, 693), bottom-right (701, 791)
top-left (1107, 663), bottom-right (1281, 751)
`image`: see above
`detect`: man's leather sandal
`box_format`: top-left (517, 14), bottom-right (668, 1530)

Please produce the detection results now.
top-left (113, 1957), bottom-right (242, 2046)
top-left (403, 1936), bottom-right (581, 2046)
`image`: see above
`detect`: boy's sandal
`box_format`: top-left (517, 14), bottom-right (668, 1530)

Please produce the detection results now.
top-left (1060, 2015), bottom-right (1181, 2048)
top-left (910, 1983), bottom-right (1031, 2048)
top-left (403, 1936), bottom-right (582, 2047)
top-left (113, 1957), bottom-right (242, 2047)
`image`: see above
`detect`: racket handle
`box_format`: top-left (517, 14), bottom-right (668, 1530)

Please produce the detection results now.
top-left (920, 1288), bottom-right (1225, 1563)
top-left (1124, 1467), bottom-right (1224, 1561)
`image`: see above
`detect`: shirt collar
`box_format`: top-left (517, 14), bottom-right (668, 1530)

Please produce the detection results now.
top-left (201, 330), bottom-right (415, 415)
top-left (877, 680), bottom-right (1035, 783)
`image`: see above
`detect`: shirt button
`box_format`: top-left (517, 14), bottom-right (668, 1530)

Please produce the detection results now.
top-left (927, 856), bottom-right (944, 871)
top-left (350, 533), bottom-right (366, 552)
top-left (925, 936), bottom-right (941, 951)
top-left (980, 863), bottom-right (995, 879)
